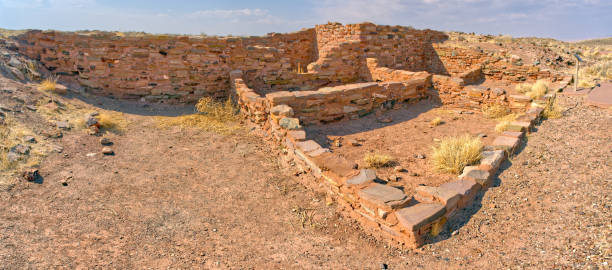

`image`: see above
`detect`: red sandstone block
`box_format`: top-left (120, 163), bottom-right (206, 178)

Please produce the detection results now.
top-left (479, 150), bottom-right (506, 172)
top-left (492, 136), bottom-right (520, 153)
top-left (295, 140), bottom-right (321, 153)
top-left (345, 169), bottom-right (377, 187)
top-left (461, 169), bottom-right (492, 189)
top-left (439, 179), bottom-right (481, 209)
top-left (265, 91), bottom-right (295, 105)
top-left (311, 152), bottom-right (358, 178)
top-left (502, 131), bottom-right (524, 138)
top-left (414, 186), bottom-right (461, 212)
top-left (287, 130), bottom-right (306, 142)
top-left (395, 203), bottom-right (446, 232)
top-left (358, 183), bottom-right (411, 211)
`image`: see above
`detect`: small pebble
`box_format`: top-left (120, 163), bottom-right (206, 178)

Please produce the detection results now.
top-left (102, 147), bottom-right (114, 155)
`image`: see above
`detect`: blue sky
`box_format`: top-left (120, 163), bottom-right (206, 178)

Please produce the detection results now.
top-left (0, 0), bottom-right (610, 41)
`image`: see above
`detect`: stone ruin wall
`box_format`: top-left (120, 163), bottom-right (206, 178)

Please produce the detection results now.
top-left (15, 29), bottom-right (318, 102)
top-left (14, 22), bottom-right (561, 111)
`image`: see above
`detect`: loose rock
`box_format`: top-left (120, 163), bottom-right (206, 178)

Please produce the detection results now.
top-left (102, 147), bottom-right (114, 155)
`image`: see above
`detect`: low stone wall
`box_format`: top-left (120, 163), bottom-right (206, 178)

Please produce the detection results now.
top-left (231, 69), bottom-right (565, 248)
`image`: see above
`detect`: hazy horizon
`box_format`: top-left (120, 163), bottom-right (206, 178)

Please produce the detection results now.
top-left (1, 0), bottom-right (610, 42)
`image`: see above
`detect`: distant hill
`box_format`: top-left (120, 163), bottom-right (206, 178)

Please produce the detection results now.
top-left (573, 37), bottom-right (612, 46)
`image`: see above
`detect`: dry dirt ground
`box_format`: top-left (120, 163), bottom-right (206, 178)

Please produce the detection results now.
top-left (1, 91), bottom-right (611, 269)
top-left (305, 100), bottom-right (497, 196)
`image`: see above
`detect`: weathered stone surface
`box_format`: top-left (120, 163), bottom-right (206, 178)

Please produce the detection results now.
top-left (479, 150), bottom-right (505, 171)
top-left (395, 203), bottom-right (446, 232)
top-left (346, 169), bottom-right (377, 186)
top-left (279, 118), bottom-right (301, 130)
top-left (415, 185), bottom-right (461, 212)
top-left (295, 140), bottom-right (321, 153)
top-left (461, 169), bottom-right (492, 188)
top-left (502, 131), bottom-right (524, 138)
top-left (270, 105), bottom-right (294, 117)
top-left (510, 121), bottom-right (531, 132)
top-left (439, 179), bottom-right (481, 208)
top-left (286, 130), bottom-right (306, 142)
top-left (102, 147), bottom-right (114, 155)
top-left (358, 183), bottom-right (410, 209)
top-left (492, 136), bottom-right (520, 152)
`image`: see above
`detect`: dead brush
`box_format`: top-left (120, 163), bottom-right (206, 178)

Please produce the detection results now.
top-left (494, 113), bottom-right (519, 133)
top-left (516, 80), bottom-right (549, 99)
top-left (542, 98), bottom-right (564, 119)
top-left (291, 205), bottom-right (321, 229)
top-left (156, 97), bottom-right (241, 134)
top-left (481, 104), bottom-right (511, 119)
top-left (430, 117), bottom-right (443, 127)
top-left (37, 75), bottom-right (65, 94)
top-left (432, 134), bottom-right (483, 174)
top-left (97, 112), bottom-right (129, 133)
top-left (364, 152), bottom-right (395, 168)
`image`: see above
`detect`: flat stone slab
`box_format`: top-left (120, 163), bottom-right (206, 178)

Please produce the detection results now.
top-left (492, 136), bottom-right (520, 152)
top-left (461, 169), bottom-right (492, 188)
top-left (586, 82), bottom-right (612, 108)
top-left (295, 140), bottom-right (321, 153)
top-left (480, 150), bottom-right (505, 171)
top-left (395, 203), bottom-right (446, 232)
top-left (287, 130), bottom-right (306, 141)
top-left (346, 169), bottom-right (377, 186)
top-left (439, 179), bottom-right (480, 200)
top-left (358, 183), bottom-right (409, 209)
top-left (415, 186), bottom-right (460, 212)
top-left (502, 131), bottom-right (524, 138)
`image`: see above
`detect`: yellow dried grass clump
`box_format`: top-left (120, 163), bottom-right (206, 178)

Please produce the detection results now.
top-left (155, 97), bottom-right (241, 134)
top-left (430, 117), bottom-right (443, 126)
top-left (542, 99), bottom-right (564, 119)
top-left (98, 112), bottom-right (129, 132)
top-left (527, 80), bottom-right (549, 99)
top-left (432, 134), bottom-right (483, 174)
top-left (364, 152), bottom-right (395, 168)
top-left (579, 60), bottom-right (611, 88)
top-left (516, 80), bottom-right (549, 99)
top-left (37, 76), bottom-right (65, 94)
top-left (481, 104), bottom-right (511, 119)
top-left (494, 113), bottom-right (519, 133)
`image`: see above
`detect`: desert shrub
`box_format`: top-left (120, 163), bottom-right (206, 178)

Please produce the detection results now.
top-left (364, 152), bottom-right (395, 168)
top-left (482, 104), bottom-right (511, 119)
top-left (156, 97), bottom-right (241, 134)
top-left (430, 117), bottom-right (443, 126)
top-left (542, 99), bottom-right (564, 119)
top-left (36, 75), bottom-right (65, 94)
top-left (98, 112), bottom-right (129, 132)
top-left (515, 83), bottom-right (533, 94)
top-left (494, 114), bottom-right (518, 133)
top-left (579, 60), bottom-right (611, 87)
top-left (432, 134), bottom-right (483, 174)
top-left (527, 80), bottom-right (549, 99)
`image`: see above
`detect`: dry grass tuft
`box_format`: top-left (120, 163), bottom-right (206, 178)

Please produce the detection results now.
top-left (482, 104), bottom-right (511, 119)
top-left (98, 112), bottom-right (129, 132)
top-left (494, 113), bottom-right (519, 133)
top-left (364, 152), bottom-right (395, 168)
top-left (579, 60), bottom-right (611, 88)
top-left (430, 117), bottom-right (443, 126)
top-left (431, 134), bottom-right (483, 174)
top-left (527, 80), bottom-right (549, 99)
top-left (156, 97), bottom-right (241, 134)
top-left (515, 83), bottom-right (533, 94)
top-left (542, 99), bottom-right (564, 119)
top-left (37, 76), bottom-right (65, 94)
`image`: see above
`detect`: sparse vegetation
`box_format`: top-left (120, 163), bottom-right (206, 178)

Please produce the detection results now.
top-left (494, 113), bottom-right (519, 133)
top-left (542, 99), bottom-right (564, 119)
top-left (364, 152), bottom-right (395, 168)
top-left (431, 134), bottom-right (483, 174)
top-left (156, 97), bottom-right (241, 134)
top-left (430, 117), bottom-right (443, 126)
top-left (482, 104), bottom-right (511, 119)
top-left (98, 112), bottom-right (129, 133)
top-left (37, 76), bottom-right (65, 94)
top-left (578, 60), bottom-right (611, 88)
top-left (515, 80), bottom-right (549, 99)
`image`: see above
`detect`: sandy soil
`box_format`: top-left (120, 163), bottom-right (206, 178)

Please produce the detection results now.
top-left (1, 85), bottom-right (610, 269)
